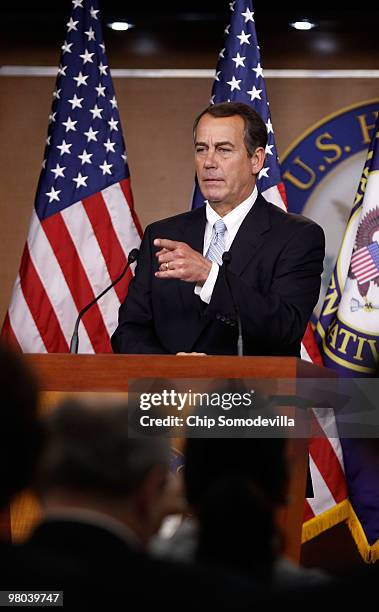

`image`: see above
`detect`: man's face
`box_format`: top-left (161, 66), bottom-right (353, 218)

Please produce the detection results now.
top-left (194, 113), bottom-right (264, 213)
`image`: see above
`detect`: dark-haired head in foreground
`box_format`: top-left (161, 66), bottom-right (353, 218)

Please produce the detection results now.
top-left (184, 437), bottom-right (288, 581)
top-left (0, 342), bottom-right (43, 512)
top-left (34, 396), bottom-right (172, 546)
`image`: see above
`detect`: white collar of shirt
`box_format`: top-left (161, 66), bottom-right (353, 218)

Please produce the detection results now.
top-left (203, 186), bottom-right (258, 254)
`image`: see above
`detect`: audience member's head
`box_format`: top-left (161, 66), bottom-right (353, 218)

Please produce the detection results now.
top-left (34, 397), bottom-right (172, 546)
top-left (184, 437), bottom-right (288, 511)
top-left (0, 342), bottom-right (43, 510)
top-left (184, 437), bottom-right (289, 580)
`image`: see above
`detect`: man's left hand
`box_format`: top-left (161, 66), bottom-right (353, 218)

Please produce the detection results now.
top-left (154, 238), bottom-right (212, 284)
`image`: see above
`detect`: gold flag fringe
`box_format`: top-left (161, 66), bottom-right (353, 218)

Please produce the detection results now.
top-left (302, 500), bottom-right (379, 563)
top-left (302, 499), bottom-right (350, 543)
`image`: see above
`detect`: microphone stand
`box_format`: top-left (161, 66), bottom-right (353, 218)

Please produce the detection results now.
top-left (69, 248), bottom-right (140, 354)
top-left (222, 251), bottom-right (243, 356)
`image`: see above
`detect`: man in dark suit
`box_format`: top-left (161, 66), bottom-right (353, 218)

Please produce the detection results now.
top-left (112, 102), bottom-right (325, 356)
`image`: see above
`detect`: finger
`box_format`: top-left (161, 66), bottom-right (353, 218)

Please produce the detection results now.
top-left (159, 261), bottom-right (174, 272)
top-left (156, 252), bottom-right (175, 264)
top-left (154, 238), bottom-right (181, 250)
top-left (155, 270), bottom-right (178, 279)
top-left (155, 247), bottom-right (170, 258)
top-left (155, 264), bottom-right (185, 279)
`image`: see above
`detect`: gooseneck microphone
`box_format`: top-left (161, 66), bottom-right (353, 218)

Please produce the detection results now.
top-left (69, 248), bottom-right (140, 354)
top-left (222, 251), bottom-right (243, 356)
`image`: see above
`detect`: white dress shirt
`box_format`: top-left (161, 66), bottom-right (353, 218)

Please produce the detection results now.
top-left (195, 186), bottom-right (258, 303)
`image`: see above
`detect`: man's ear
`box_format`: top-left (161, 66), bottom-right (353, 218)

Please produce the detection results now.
top-left (250, 146), bottom-right (266, 176)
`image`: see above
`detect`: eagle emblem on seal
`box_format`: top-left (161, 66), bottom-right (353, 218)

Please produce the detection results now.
top-left (348, 208), bottom-right (379, 312)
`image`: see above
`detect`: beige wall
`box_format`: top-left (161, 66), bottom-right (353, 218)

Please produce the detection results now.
top-left (1, 73), bottom-right (379, 322)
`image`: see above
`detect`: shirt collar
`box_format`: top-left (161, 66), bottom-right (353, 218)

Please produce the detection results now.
top-left (205, 186), bottom-right (258, 232)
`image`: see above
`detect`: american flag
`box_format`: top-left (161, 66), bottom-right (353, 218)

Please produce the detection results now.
top-left (193, 0), bottom-right (348, 542)
top-left (1, 0), bottom-right (142, 353)
top-left (351, 242), bottom-right (379, 284)
top-left (192, 0), bottom-right (286, 210)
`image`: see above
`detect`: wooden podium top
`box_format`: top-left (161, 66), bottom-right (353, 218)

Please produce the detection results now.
top-left (24, 353), bottom-right (332, 391)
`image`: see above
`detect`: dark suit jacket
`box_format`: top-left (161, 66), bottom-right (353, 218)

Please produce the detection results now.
top-left (6, 520), bottom-right (265, 611)
top-left (112, 194), bottom-right (325, 356)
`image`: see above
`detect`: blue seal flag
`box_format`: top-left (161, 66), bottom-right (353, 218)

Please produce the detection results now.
top-left (316, 115), bottom-right (379, 561)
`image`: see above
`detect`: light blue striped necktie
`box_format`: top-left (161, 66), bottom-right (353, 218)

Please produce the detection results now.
top-left (206, 219), bottom-right (227, 265)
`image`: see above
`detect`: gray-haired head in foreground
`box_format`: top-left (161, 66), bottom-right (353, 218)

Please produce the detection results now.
top-left (193, 101), bottom-right (268, 156)
top-left (35, 397), bottom-right (170, 498)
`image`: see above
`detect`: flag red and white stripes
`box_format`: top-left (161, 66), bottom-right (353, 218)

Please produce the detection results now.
top-left (4, 180), bottom-right (141, 353)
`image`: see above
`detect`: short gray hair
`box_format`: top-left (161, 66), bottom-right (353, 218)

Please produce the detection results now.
top-left (193, 101), bottom-right (268, 156)
top-left (35, 397), bottom-right (170, 498)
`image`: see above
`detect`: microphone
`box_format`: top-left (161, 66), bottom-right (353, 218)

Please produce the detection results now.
top-left (69, 248), bottom-right (140, 354)
top-left (222, 251), bottom-right (243, 356)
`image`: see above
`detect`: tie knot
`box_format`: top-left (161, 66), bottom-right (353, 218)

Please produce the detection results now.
top-left (214, 219), bottom-right (227, 235)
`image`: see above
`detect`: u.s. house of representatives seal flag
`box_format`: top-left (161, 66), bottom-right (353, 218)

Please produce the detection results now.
top-left (1, 0), bottom-right (142, 353)
top-left (316, 116), bottom-right (379, 560)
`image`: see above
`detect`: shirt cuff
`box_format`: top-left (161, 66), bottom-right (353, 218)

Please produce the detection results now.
top-left (194, 262), bottom-right (219, 304)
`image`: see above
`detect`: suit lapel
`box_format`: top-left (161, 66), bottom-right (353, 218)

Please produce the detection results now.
top-left (228, 193), bottom-right (272, 276)
top-left (176, 207), bottom-right (207, 314)
top-left (180, 206), bottom-right (206, 253)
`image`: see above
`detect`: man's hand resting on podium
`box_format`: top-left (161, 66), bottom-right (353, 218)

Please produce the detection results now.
top-left (176, 352), bottom-right (207, 356)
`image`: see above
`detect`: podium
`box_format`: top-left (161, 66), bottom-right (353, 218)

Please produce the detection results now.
top-left (13, 354), bottom-right (331, 562)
